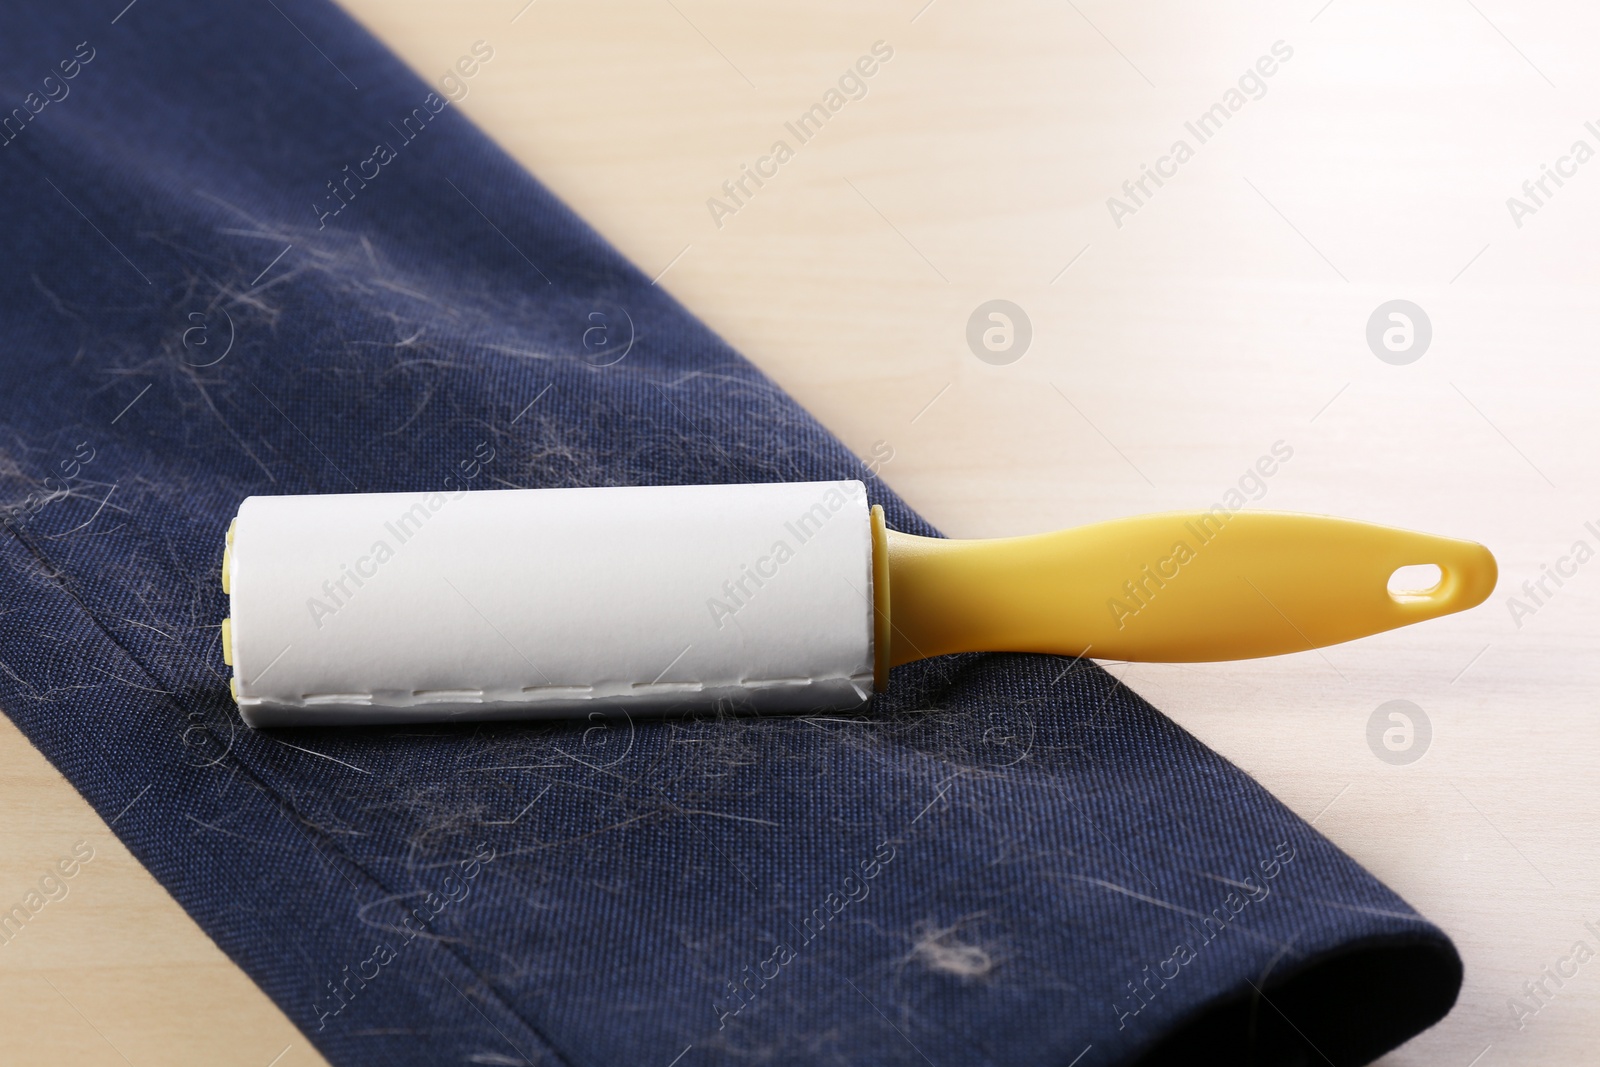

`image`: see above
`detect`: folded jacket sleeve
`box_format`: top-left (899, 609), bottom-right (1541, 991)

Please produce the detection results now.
top-left (0, 2), bottom-right (1460, 1064)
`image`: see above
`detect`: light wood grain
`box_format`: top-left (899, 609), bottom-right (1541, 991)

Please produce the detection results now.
top-left (3, 1), bottom-right (1597, 1063)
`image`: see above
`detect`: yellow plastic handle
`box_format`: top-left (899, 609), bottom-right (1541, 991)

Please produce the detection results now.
top-left (879, 510), bottom-right (1496, 667)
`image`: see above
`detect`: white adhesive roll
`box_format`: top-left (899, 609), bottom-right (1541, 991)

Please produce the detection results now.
top-left (226, 480), bottom-right (876, 726)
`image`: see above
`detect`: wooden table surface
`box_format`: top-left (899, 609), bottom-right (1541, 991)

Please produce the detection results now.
top-left (3, 1), bottom-right (1597, 1063)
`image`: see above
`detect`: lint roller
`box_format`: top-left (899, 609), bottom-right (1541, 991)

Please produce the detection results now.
top-left (219, 480), bottom-right (1496, 727)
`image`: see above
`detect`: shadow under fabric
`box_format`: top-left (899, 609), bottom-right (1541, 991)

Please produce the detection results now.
top-left (0, 3), bottom-right (1460, 1064)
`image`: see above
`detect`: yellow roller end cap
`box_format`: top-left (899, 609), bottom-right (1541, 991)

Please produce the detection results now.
top-left (229, 677), bottom-right (239, 702)
top-left (221, 543), bottom-right (231, 594)
top-left (221, 618), bottom-right (233, 666)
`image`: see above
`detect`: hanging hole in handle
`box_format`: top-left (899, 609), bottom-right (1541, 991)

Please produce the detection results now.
top-left (1388, 563), bottom-right (1444, 599)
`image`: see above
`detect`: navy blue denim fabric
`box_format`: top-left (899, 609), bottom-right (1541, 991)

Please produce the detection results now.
top-left (0, 2), bottom-right (1460, 1064)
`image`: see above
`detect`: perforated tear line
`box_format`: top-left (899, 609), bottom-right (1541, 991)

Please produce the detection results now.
top-left (245, 671), bottom-right (878, 708)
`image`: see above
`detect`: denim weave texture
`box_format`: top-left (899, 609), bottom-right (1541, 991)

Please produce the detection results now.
top-left (0, 2), bottom-right (1460, 1064)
